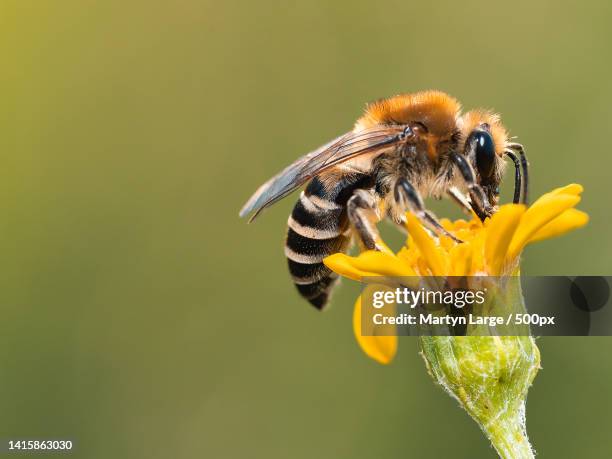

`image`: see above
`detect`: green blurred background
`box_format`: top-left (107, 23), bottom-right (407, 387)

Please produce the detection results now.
top-left (0, 1), bottom-right (610, 458)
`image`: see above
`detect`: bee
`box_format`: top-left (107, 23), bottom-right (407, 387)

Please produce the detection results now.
top-left (240, 91), bottom-right (528, 309)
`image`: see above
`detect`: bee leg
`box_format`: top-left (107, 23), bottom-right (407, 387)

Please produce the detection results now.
top-left (450, 153), bottom-right (494, 221)
top-left (506, 143), bottom-right (529, 205)
top-left (447, 187), bottom-right (474, 217)
top-left (347, 189), bottom-right (384, 251)
top-left (394, 178), bottom-right (462, 243)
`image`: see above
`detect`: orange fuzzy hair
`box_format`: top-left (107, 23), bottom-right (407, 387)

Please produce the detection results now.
top-left (356, 90), bottom-right (461, 137)
top-left (460, 110), bottom-right (508, 156)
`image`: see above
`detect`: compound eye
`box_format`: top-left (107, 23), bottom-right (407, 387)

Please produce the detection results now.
top-left (472, 131), bottom-right (496, 179)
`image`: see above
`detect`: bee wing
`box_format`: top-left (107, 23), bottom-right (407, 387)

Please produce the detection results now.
top-left (239, 125), bottom-right (405, 221)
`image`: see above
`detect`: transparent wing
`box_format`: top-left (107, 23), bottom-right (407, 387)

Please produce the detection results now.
top-left (239, 125), bottom-right (406, 221)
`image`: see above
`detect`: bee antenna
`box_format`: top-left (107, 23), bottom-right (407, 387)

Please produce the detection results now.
top-left (506, 143), bottom-right (529, 205)
top-left (504, 149), bottom-right (522, 204)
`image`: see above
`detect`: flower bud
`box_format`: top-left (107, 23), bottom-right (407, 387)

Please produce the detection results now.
top-left (420, 332), bottom-right (540, 458)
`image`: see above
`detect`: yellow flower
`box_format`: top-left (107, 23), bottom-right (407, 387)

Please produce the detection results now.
top-left (324, 184), bottom-right (588, 364)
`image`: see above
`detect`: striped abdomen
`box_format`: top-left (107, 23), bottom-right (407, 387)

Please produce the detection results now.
top-left (285, 174), bottom-right (374, 309)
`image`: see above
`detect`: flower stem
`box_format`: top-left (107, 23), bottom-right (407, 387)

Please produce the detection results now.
top-left (484, 409), bottom-right (534, 459)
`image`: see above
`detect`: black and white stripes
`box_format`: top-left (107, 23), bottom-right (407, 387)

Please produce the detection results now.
top-left (285, 174), bottom-right (373, 309)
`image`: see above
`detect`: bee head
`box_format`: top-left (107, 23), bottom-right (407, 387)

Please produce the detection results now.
top-left (459, 110), bottom-right (508, 206)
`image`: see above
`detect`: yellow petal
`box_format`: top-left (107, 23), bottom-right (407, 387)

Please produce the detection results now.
top-left (507, 194), bottom-right (581, 262)
top-left (354, 251), bottom-right (417, 277)
top-left (449, 242), bottom-right (473, 276)
top-left (484, 204), bottom-right (526, 275)
top-left (439, 234), bottom-right (456, 251)
top-left (323, 251), bottom-right (416, 282)
top-left (470, 231), bottom-right (486, 273)
top-left (406, 213), bottom-right (448, 276)
top-left (353, 295), bottom-right (397, 364)
top-left (529, 184), bottom-right (583, 210)
top-left (323, 253), bottom-right (379, 281)
top-left (549, 183), bottom-right (584, 197)
top-left (528, 208), bottom-right (589, 244)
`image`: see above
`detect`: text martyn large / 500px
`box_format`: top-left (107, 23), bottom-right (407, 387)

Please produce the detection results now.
top-left (372, 312), bottom-right (553, 328)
